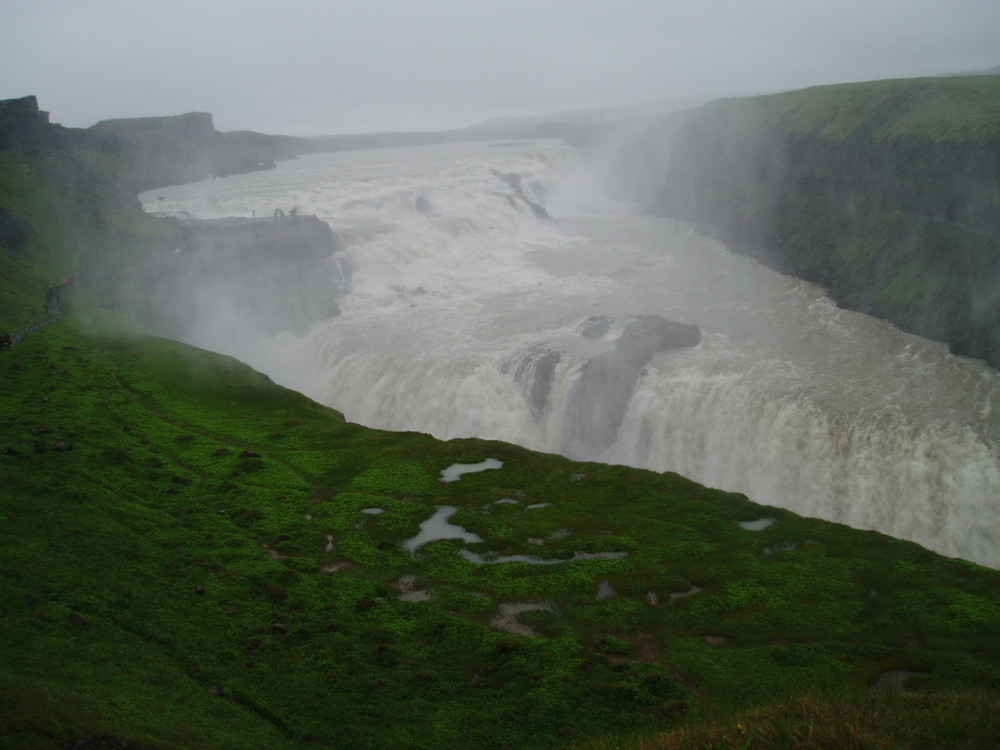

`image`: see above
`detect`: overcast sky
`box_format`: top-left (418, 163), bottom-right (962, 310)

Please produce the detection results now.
top-left (2, 0), bottom-right (998, 135)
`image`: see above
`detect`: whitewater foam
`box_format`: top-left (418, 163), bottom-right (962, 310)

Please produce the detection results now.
top-left (142, 139), bottom-right (1000, 568)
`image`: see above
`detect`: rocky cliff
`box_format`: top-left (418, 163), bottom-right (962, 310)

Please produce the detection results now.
top-left (653, 76), bottom-right (1000, 365)
top-left (0, 96), bottom-right (347, 338)
top-left (89, 110), bottom-right (295, 191)
top-left (110, 214), bottom-right (350, 349)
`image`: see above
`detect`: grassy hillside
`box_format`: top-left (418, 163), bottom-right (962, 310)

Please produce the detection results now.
top-left (2, 311), bottom-right (1000, 749)
top-left (655, 75), bottom-right (1000, 366)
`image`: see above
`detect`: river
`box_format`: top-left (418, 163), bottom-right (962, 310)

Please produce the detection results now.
top-left (141, 137), bottom-right (1000, 568)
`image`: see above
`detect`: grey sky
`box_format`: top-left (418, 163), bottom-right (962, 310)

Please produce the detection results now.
top-left (2, 0), bottom-right (998, 135)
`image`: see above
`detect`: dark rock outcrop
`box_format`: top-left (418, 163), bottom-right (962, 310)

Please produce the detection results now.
top-left (566, 316), bottom-right (700, 452)
top-left (491, 169), bottom-right (550, 219)
top-left (500, 345), bottom-right (563, 418)
top-left (89, 111), bottom-right (294, 192)
top-left (110, 215), bottom-right (351, 347)
top-left (501, 315), bottom-right (699, 451)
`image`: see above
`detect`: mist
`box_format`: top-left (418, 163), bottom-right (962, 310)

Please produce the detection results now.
top-left (3, 1), bottom-right (998, 135)
top-left (127, 129), bottom-right (1000, 569)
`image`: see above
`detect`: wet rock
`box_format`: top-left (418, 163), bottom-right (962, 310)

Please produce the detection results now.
top-left (579, 315), bottom-right (612, 338)
top-left (566, 315), bottom-right (699, 453)
top-left (53, 441), bottom-right (73, 451)
top-left (499, 345), bottom-right (562, 417)
top-left (615, 315), bottom-right (701, 358)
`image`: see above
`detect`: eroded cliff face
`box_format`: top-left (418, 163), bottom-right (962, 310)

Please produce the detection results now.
top-left (89, 111), bottom-right (294, 191)
top-left (0, 96), bottom-right (348, 338)
top-left (654, 76), bottom-right (1000, 366)
top-left (108, 215), bottom-right (351, 349)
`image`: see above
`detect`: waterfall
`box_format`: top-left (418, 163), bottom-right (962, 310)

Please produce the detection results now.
top-left (142, 139), bottom-right (1000, 568)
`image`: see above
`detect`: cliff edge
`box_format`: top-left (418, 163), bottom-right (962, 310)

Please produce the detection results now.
top-left (654, 76), bottom-right (1000, 366)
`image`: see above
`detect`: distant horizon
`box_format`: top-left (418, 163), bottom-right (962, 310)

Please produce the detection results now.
top-left (4, 0), bottom-right (998, 137)
top-left (14, 64), bottom-right (999, 142)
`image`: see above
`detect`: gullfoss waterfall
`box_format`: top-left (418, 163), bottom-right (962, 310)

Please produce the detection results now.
top-left (142, 139), bottom-right (1000, 568)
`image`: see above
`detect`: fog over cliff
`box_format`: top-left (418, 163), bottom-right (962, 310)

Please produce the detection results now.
top-left (3, 0), bottom-right (999, 135)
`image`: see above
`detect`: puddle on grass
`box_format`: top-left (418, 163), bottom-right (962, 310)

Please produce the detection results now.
top-left (360, 507), bottom-right (385, 515)
top-left (491, 601), bottom-right (558, 637)
top-left (394, 575), bottom-right (433, 603)
top-left (669, 585), bottom-right (702, 603)
top-left (405, 506), bottom-right (625, 564)
top-left (458, 549), bottom-right (628, 565)
top-left (440, 458), bottom-right (503, 483)
top-left (597, 581), bottom-right (617, 599)
top-left (738, 518), bottom-right (776, 531)
top-left (763, 541), bottom-right (798, 555)
top-left (403, 506), bottom-right (484, 553)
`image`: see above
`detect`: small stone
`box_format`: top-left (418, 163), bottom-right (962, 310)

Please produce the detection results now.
top-left (240, 449), bottom-right (261, 459)
top-left (53, 441), bottom-right (73, 451)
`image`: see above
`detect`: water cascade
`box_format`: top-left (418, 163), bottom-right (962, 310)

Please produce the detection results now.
top-left (142, 139), bottom-right (1000, 568)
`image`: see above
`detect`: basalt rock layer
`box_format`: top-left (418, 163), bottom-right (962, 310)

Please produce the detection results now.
top-left (654, 75), bottom-right (1000, 366)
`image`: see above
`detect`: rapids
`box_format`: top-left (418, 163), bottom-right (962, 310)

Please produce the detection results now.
top-left (141, 139), bottom-right (1000, 568)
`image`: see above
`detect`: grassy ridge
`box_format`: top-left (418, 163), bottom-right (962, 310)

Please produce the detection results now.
top-left (705, 75), bottom-right (1000, 143)
top-left (2, 312), bottom-right (1000, 748)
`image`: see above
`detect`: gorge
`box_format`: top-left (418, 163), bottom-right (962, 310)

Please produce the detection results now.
top-left (3, 77), bottom-right (1000, 749)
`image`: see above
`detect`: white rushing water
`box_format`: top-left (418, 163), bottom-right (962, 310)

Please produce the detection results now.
top-left (142, 139), bottom-right (1000, 568)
